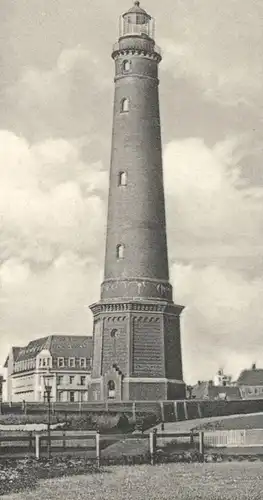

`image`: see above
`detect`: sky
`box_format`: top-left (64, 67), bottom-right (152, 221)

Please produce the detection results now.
top-left (0, 0), bottom-right (263, 384)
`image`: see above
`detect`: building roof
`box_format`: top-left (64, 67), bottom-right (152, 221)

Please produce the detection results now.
top-left (192, 381), bottom-right (241, 400)
top-left (236, 369), bottom-right (263, 386)
top-left (3, 347), bottom-right (22, 368)
top-left (14, 335), bottom-right (93, 362)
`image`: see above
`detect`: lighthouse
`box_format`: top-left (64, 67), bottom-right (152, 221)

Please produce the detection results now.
top-left (89, 2), bottom-right (186, 401)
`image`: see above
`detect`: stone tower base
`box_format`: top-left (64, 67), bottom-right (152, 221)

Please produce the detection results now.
top-left (89, 299), bottom-right (186, 402)
top-left (89, 377), bottom-right (185, 401)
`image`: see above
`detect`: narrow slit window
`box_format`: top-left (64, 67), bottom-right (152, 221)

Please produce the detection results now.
top-left (121, 98), bottom-right (129, 113)
top-left (123, 60), bottom-right (130, 72)
top-left (116, 244), bottom-right (125, 259)
top-left (118, 171), bottom-right (127, 186)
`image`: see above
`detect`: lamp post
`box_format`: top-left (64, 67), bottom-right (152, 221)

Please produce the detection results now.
top-left (43, 369), bottom-right (52, 460)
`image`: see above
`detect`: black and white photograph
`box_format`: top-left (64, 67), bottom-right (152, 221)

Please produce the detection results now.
top-left (0, 1), bottom-right (263, 498)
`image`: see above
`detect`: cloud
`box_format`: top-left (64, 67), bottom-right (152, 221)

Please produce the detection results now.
top-left (0, 252), bottom-right (102, 360)
top-left (164, 136), bottom-right (263, 261)
top-left (0, 130), bottom-right (108, 365)
top-left (4, 46), bottom-right (112, 140)
top-left (0, 130), bottom-right (107, 265)
top-left (2, 131), bottom-right (263, 384)
top-left (161, 0), bottom-right (263, 105)
top-left (164, 136), bottom-right (263, 382)
top-left (1, 0), bottom-right (263, 384)
top-left (173, 263), bottom-right (263, 383)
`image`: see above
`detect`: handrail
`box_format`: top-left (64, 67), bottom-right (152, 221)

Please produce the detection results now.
top-left (112, 41), bottom-right (162, 57)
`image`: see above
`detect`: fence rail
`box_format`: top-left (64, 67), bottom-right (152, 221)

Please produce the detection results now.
top-left (0, 430), bottom-right (205, 465)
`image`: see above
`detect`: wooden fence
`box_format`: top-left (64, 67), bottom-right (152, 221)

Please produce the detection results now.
top-left (0, 430), bottom-right (205, 465)
top-left (204, 429), bottom-right (263, 448)
top-left (2, 428), bottom-right (263, 464)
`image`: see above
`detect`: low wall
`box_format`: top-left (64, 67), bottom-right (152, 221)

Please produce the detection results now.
top-left (1, 399), bottom-right (263, 423)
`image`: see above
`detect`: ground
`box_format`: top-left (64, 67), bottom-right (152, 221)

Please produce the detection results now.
top-left (153, 412), bottom-right (263, 433)
top-left (2, 462), bottom-right (263, 500)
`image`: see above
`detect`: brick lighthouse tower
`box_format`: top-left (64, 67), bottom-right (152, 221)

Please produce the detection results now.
top-left (89, 1), bottom-right (185, 401)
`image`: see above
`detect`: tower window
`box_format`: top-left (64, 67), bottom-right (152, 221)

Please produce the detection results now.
top-left (118, 171), bottom-right (127, 186)
top-left (121, 98), bottom-right (129, 113)
top-left (116, 244), bottom-right (125, 259)
top-left (110, 329), bottom-right (117, 338)
top-left (123, 60), bottom-right (131, 72)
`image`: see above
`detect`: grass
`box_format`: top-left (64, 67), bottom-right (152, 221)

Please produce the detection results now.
top-left (193, 413), bottom-right (263, 431)
top-left (1, 462), bottom-right (262, 500)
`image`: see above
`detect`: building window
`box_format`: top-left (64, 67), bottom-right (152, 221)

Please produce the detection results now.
top-left (42, 358), bottom-right (50, 367)
top-left (57, 357), bottom-right (64, 367)
top-left (108, 380), bottom-right (116, 399)
top-left (123, 60), bottom-right (130, 72)
top-left (118, 171), bottom-right (127, 186)
top-left (116, 244), bottom-right (125, 259)
top-left (80, 376), bottom-right (86, 386)
top-left (79, 358), bottom-right (86, 368)
top-left (69, 376), bottom-right (74, 385)
top-left (80, 392), bottom-right (87, 402)
top-left (57, 376), bottom-right (63, 385)
top-left (69, 391), bottom-right (75, 402)
top-left (69, 358), bottom-right (75, 368)
top-left (120, 98), bottom-right (129, 113)
top-left (58, 391), bottom-right (63, 402)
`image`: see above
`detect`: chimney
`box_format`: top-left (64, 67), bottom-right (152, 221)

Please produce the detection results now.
top-left (252, 363), bottom-right (256, 370)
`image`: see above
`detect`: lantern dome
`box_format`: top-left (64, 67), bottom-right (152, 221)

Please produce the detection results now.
top-left (125, 1), bottom-right (151, 18)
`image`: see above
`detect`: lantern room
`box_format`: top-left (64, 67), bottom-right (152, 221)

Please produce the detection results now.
top-left (119, 1), bottom-right (155, 39)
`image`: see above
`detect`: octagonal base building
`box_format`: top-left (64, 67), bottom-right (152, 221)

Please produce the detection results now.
top-left (89, 2), bottom-right (186, 401)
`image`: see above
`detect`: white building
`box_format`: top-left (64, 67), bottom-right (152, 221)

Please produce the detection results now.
top-left (214, 369), bottom-right (232, 387)
top-left (3, 335), bottom-right (93, 403)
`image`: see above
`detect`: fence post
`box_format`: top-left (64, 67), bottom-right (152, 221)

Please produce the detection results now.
top-left (183, 400), bottom-right (188, 420)
top-left (29, 431), bottom-right (33, 454)
top-left (96, 431), bottom-right (100, 468)
top-left (160, 402), bottom-right (164, 422)
top-left (35, 434), bottom-right (40, 460)
top-left (173, 401), bottom-right (178, 421)
top-left (132, 402), bottom-right (136, 422)
top-left (190, 430), bottom-right (194, 446)
top-left (199, 431), bottom-right (204, 462)
top-left (22, 400), bottom-right (26, 415)
top-left (197, 403), bottom-right (202, 419)
top-left (62, 430), bottom-right (66, 451)
top-left (149, 431), bottom-right (156, 465)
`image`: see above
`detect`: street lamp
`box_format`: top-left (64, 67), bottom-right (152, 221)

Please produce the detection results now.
top-left (43, 369), bottom-right (52, 460)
